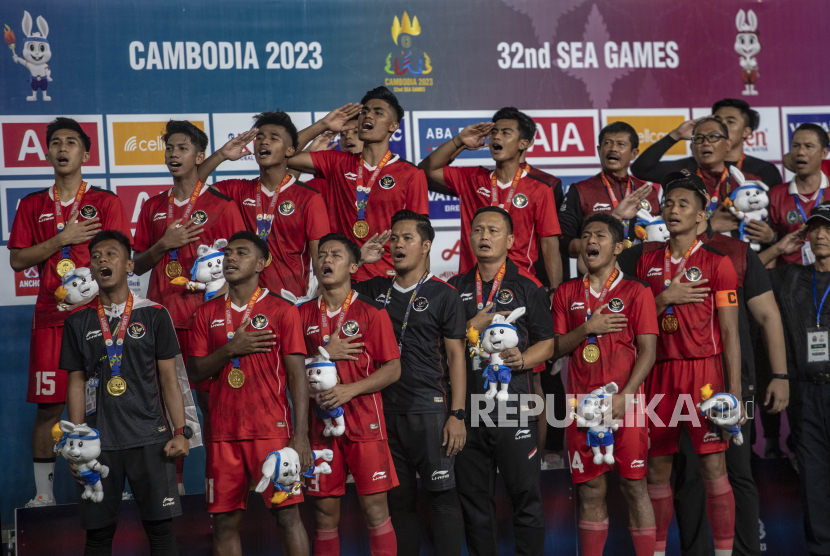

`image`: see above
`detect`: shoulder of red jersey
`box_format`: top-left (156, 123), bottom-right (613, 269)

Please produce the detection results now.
top-left (205, 187), bottom-right (233, 203)
top-left (699, 242), bottom-right (727, 260)
top-left (527, 167), bottom-right (562, 188)
top-left (265, 290), bottom-right (295, 307)
top-left (516, 266), bottom-right (544, 288)
top-left (194, 292), bottom-right (226, 317)
top-left (354, 292), bottom-right (384, 311)
top-left (619, 272), bottom-right (650, 290)
top-left (572, 174), bottom-right (602, 189)
top-left (21, 187), bottom-right (51, 201)
top-left (292, 179), bottom-right (321, 195)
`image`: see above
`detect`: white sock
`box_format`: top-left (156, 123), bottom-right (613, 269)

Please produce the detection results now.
top-left (654, 552), bottom-right (666, 556)
top-left (714, 550), bottom-right (732, 556)
top-left (34, 459), bottom-right (56, 499)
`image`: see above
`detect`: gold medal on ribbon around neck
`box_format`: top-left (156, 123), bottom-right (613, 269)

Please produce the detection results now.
top-left (228, 368), bottom-right (245, 389)
top-left (165, 260), bottom-right (182, 279)
top-left (583, 344), bottom-right (600, 363)
top-left (265, 253), bottom-right (273, 268)
top-left (662, 314), bottom-right (679, 333)
top-left (107, 376), bottom-right (127, 396)
top-left (353, 220), bottom-right (370, 239)
top-left (56, 259), bottom-right (75, 277)
top-left (622, 239), bottom-right (633, 249)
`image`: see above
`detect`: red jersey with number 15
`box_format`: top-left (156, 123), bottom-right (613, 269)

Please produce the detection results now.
top-left (299, 294), bottom-right (400, 443)
top-left (309, 151), bottom-right (429, 281)
top-left (635, 242), bottom-right (738, 362)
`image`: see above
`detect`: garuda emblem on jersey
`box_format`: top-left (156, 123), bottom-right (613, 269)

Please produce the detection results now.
top-left (251, 314), bottom-right (269, 329)
top-left (80, 205), bottom-right (98, 219)
top-left (685, 267), bottom-right (702, 282)
top-left (379, 175), bottom-right (395, 190)
top-left (128, 322), bottom-right (146, 339)
top-left (342, 320), bottom-right (360, 336)
top-left (413, 297), bottom-right (429, 311)
top-left (512, 194), bottom-right (528, 209)
top-left (786, 210), bottom-right (800, 225)
top-left (608, 298), bottom-right (625, 313)
top-left (191, 210), bottom-right (208, 225)
top-left (497, 289), bottom-right (514, 305)
top-left (279, 201), bottom-right (295, 216)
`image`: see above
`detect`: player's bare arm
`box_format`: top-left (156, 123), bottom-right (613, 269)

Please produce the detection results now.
top-left (419, 122), bottom-right (494, 187)
top-left (612, 333), bottom-right (657, 421)
top-left (759, 228), bottom-right (806, 266)
top-left (10, 212), bottom-right (101, 272)
top-left (132, 218), bottom-right (204, 276)
top-left (197, 128), bottom-right (257, 184)
top-left (284, 352), bottom-right (313, 471)
top-left (443, 337), bottom-right (467, 456)
top-left (746, 291), bottom-right (790, 413)
top-left (319, 358), bottom-right (401, 410)
top-left (466, 302), bottom-right (511, 332)
top-left (654, 272), bottom-right (711, 315)
top-left (289, 103), bottom-right (362, 174)
top-left (66, 369), bottom-right (86, 425)
top-left (717, 304), bottom-right (745, 419)
top-left (500, 337), bottom-right (554, 371)
top-left (186, 319), bottom-right (276, 383)
top-left (552, 303), bottom-right (629, 360)
top-left (540, 235), bottom-right (562, 290)
top-left (157, 356), bottom-right (189, 458)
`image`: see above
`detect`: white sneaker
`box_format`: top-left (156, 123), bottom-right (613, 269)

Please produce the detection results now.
top-left (122, 491), bottom-right (133, 500)
top-left (540, 454), bottom-right (565, 471)
top-left (24, 495), bottom-right (56, 507)
top-left (345, 473), bottom-right (355, 484)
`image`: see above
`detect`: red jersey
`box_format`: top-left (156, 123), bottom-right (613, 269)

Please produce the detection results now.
top-left (7, 185), bottom-right (133, 329)
top-left (299, 294), bottom-right (400, 443)
top-left (822, 160), bottom-right (830, 179)
top-left (697, 167), bottom-right (760, 201)
top-left (768, 175), bottom-right (829, 265)
top-left (443, 165), bottom-right (561, 275)
top-left (552, 272), bottom-right (658, 395)
top-left (214, 176), bottom-right (329, 297)
top-left (309, 151), bottom-right (429, 281)
top-left (189, 290), bottom-right (306, 441)
top-left (636, 241), bottom-right (738, 362)
top-left (134, 184), bottom-right (245, 329)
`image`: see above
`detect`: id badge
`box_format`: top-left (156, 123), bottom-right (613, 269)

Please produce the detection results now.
top-left (807, 327), bottom-right (829, 363)
top-left (85, 377), bottom-right (99, 416)
top-left (472, 354), bottom-right (481, 371)
top-left (802, 241), bottom-right (816, 265)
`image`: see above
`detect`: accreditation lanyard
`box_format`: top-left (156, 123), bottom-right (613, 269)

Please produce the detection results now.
top-left (167, 182), bottom-right (203, 264)
top-left (697, 167), bottom-right (730, 196)
top-left (794, 189), bottom-right (825, 225)
top-left (54, 182), bottom-right (88, 260)
top-left (320, 290), bottom-right (356, 345)
top-left (583, 269), bottom-right (618, 347)
top-left (355, 151), bottom-right (393, 222)
top-left (600, 172), bottom-right (632, 238)
top-left (255, 174), bottom-right (293, 239)
top-left (385, 270), bottom-right (430, 353)
top-left (225, 287), bottom-right (262, 370)
top-left (475, 261), bottom-right (507, 312)
top-left (736, 153), bottom-right (745, 171)
top-left (812, 269), bottom-right (830, 327)
top-left (663, 239), bottom-right (698, 316)
top-left (490, 164), bottom-right (525, 211)
top-left (97, 293), bottom-right (133, 380)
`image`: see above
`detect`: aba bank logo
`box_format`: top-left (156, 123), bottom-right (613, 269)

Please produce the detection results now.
top-left (107, 116), bottom-right (208, 172)
top-left (428, 191), bottom-right (460, 221)
top-left (413, 113), bottom-right (492, 162)
top-left (782, 108), bottom-right (830, 151)
top-left (5, 11), bottom-right (53, 102)
top-left (383, 11), bottom-right (433, 93)
top-left (0, 117), bottom-right (104, 174)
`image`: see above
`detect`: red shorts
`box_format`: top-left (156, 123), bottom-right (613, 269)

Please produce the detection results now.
top-left (567, 386), bottom-right (648, 484)
top-left (27, 326), bottom-right (68, 404)
top-left (646, 356), bottom-right (729, 457)
top-left (205, 438), bottom-right (302, 513)
top-left (306, 435), bottom-right (399, 497)
top-left (179, 328), bottom-right (211, 392)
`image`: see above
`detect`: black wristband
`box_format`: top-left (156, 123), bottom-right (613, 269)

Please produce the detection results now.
top-left (771, 374), bottom-right (790, 380)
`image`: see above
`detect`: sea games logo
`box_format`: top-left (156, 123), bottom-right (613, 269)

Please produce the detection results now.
top-left (384, 11), bottom-right (433, 93)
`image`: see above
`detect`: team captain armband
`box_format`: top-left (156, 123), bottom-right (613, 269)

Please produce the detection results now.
top-left (715, 290), bottom-right (738, 308)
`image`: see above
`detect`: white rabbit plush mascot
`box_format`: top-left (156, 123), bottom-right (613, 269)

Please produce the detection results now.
top-left (723, 166), bottom-right (769, 252)
top-left (255, 447), bottom-right (334, 505)
top-left (634, 209), bottom-right (670, 243)
top-left (281, 272), bottom-right (319, 306)
top-left (54, 267), bottom-right (99, 311)
top-left (307, 346), bottom-right (346, 437)
top-left (569, 382), bottom-right (620, 465)
top-left (170, 239), bottom-right (227, 301)
top-left (54, 421), bottom-right (109, 503)
top-left (10, 11), bottom-right (52, 101)
top-left (697, 384), bottom-right (744, 445)
top-left (467, 307), bottom-right (526, 402)
top-left (735, 9), bottom-right (761, 96)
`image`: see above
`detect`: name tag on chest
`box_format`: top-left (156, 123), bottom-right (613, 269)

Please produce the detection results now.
top-left (807, 327), bottom-right (829, 363)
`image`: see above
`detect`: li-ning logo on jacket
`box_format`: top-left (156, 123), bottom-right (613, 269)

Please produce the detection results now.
top-left (647, 267), bottom-right (662, 277)
top-left (570, 302), bottom-right (585, 310)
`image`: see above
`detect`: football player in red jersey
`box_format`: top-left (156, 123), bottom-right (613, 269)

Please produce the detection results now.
top-left (419, 107), bottom-right (562, 284)
top-left (634, 172), bottom-right (743, 556)
top-left (8, 117), bottom-right (133, 507)
top-left (198, 111), bottom-right (330, 300)
top-left (552, 213), bottom-right (657, 556)
top-left (287, 87), bottom-right (429, 281)
top-left (188, 231), bottom-right (311, 556)
top-left (300, 233), bottom-right (402, 556)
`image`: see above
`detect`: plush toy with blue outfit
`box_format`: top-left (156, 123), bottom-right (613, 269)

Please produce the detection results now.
top-left (306, 346), bottom-right (346, 436)
top-left (698, 384), bottom-right (744, 445)
top-left (467, 307), bottom-right (526, 402)
top-left (722, 166), bottom-right (769, 252)
top-left (569, 382), bottom-right (620, 465)
top-left (170, 239), bottom-right (227, 300)
top-left (255, 447), bottom-right (334, 504)
top-left (54, 420), bottom-right (109, 503)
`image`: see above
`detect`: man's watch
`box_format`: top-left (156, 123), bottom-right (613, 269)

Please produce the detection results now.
top-left (174, 426), bottom-right (193, 439)
top-left (771, 374), bottom-right (790, 380)
top-left (449, 408), bottom-right (466, 421)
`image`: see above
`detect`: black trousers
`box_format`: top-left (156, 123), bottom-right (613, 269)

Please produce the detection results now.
top-left (539, 364), bottom-right (566, 452)
top-left (454, 421), bottom-right (545, 556)
top-left (788, 382), bottom-right (830, 555)
top-left (673, 412), bottom-right (760, 556)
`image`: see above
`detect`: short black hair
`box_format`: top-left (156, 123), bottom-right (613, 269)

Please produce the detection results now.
top-left (228, 230), bottom-right (269, 261)
top-left (492, 107), bottom-right (536, 143)
top-left (692, 117), bottom-right (729, 140)
top-left (598, 121), bottom-right (639, 150)
top-left (472, 206), bottom-right (514, 235)
top-left (253, 111), bottom-right (299, 150)
top-left (46, 117), bottom-right (91, 153)
top-left (89, 230), bottom-right (132, 259)
top-left (361, 86), bottom-right (404, 123)
top-left (391, 209), bottom-right (435, 243)
top-left (794, 123), bottom-right (830, 151)
top-left (712, 98), bottom-right (760, 131)
top-left (662, 170), bottom-right (708, 210)
top-left (319, 233), bottom-right (361, 265)
top-left (582, 213), bottom-right (625, 244)
top-left (163, 120), bottom-right (209, 153)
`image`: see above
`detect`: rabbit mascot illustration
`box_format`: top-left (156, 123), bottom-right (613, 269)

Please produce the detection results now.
top-left (569, 382), bottom-right (620, 465)
top-left (722, 166), bottom-right (769, 252)
top-left (307, 346), bottom-right (346, 437)
top-left (9, 11), bottom-right (52, 101)
top-left (255, 447), bottom-right (334, 504)
top-left (54, 267), bottom-right (99, 311)
top-left (634, 209), bottom-right (671, 243)
top-left (170, 239), bottom-right (227, 301)
top-left (54, 421), bottom-right (109, 503)
top-left (467, 307), bottom-right (526, 402)
top-left (698, 384), bottom-right (744, 445)
top-left (735, 9), bottom-right (761, 96)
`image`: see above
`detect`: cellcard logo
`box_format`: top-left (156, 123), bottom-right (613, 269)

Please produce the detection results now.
top-left (107, 115), bottom-right (209, 173)
top-left (124, 136), bottom-right (138, 152)
top-left (603, 109), bottom-right (691, 158)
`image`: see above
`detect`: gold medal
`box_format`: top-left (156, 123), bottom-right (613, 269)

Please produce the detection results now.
top-left (583, 344), bottom-right (600, 363)
top-left (661, 314), bottom-right (679, 334)
top-left (228, 368), bottom-right (245, 389)
top-left (353, 220), bottom-right (370, 239)
top-left (107, 376), bottom-right (127, 396)
top-left (56, 259), bottom-right (75, 277)
top-left (265, 253), bottom-right (273, 268)
top-left (622, 239), bottom-right (633, 249)
top-left (165, 260), bottom-right (182, 279)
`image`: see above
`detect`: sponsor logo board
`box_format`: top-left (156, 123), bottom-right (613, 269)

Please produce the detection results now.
top-left (106, 114), bottom-right (210, 173)
top-left (602, 109), bottom-right (691, 158)
top-left (692, 106), bottom-right (781, 161)
top-left (212, 112), bottom-right (312, 172)
top-left (109, 179), bottom-right (172, 235)
top-left (313, 111), bottom-right (411, 162)
top-left (780, 106), bottom-right (830, 153)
